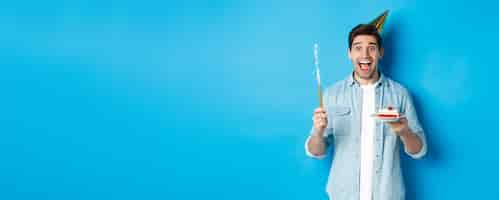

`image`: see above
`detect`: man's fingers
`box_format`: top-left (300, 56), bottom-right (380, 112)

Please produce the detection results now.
top-left (399, 117), bottom-right (408, 123)
top-left (312, 108), bottom-right (327, 119)
top-left (320, 122), bottom-right (326, 127)
top-left (313, 115), bottom-right (327, 127)
top-left (314, 108), bottom-right (326, 114)
top-left (312, 107), bottom-right (328, 130)
top-left (314, 107), bottom-right (324, 112)
top-left (390, 117), bottom-right (407, 125)
top-left (386, 117), bottom-right (408, 127)
top-left (313, 114), bottom-right (327, 121)
top-left (317, 119), bottom-right (327, 127)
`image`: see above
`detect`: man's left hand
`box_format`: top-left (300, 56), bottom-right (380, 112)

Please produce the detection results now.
top-left (386, 117), bottom-right (410, 137)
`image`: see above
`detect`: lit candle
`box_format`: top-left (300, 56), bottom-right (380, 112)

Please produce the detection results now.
top-left (314, 43), bottom-right (323, 107)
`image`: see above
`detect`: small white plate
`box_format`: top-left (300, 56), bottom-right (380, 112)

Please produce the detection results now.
top-left (370, 113), bottom-right (404, 122)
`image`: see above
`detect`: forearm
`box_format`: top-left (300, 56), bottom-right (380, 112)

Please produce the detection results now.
top-left (400, 129), bottom-right (423, 154)
top-left (307, 132), bottom-right (327, 156)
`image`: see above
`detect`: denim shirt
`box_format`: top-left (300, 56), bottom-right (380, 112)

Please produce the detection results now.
top-left (305, 73), bottom-right (427, 200)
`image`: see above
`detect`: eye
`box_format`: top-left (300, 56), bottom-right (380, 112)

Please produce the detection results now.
top-left (368, 46), bottom-right (376, 52)
top-left (354, 46), bottom-right (362, 51)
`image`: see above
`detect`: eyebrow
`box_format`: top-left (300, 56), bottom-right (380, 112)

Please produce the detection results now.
top-left (352, 42), bottom-right (378, 47)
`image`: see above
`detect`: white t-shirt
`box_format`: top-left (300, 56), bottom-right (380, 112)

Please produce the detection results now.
top-left (360, 84), bottom-right (376, 200)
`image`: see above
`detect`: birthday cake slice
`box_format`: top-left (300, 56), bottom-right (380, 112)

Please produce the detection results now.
top-left (375, 106), bottom-right (400, 119)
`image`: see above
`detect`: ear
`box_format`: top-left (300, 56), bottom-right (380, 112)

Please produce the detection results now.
top-left (348, 48), bottom-right (352, 59)
top-left (379, 47), bottom-right (384, 59)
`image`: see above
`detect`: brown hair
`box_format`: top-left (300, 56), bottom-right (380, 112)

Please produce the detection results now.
top-left (348, 24), bottom-right (382, 50)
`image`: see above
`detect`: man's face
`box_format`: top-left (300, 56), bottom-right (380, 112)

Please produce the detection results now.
top-left (348, 35), bottom-right (384, 82)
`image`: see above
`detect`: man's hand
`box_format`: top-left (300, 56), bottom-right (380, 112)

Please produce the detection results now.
top-left (386, 117), bottom-right (424, 155)
top-left (307, 107), bottom-right (329, 158)
top-left (313, 107), bottom-right (328, 136)
top-left (386, 117), bottom-right (410, 137)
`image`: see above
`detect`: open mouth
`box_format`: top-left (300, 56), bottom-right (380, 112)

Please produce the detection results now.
top-left (358, 59), bottom-right (372, 72)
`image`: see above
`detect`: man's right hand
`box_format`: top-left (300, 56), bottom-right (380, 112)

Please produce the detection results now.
top-left (313, 107), bottom-right (328, 136)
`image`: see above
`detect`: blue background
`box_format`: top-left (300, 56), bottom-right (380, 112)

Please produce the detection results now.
top-left (0, 0), bottom-right (497, 199)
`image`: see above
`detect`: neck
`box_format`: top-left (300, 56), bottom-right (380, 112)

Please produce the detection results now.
top-left (354, 70), bottom-right (380, 85)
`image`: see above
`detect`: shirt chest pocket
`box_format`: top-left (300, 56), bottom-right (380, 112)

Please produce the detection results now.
top-left (328, 106), bottom-right (351, 136)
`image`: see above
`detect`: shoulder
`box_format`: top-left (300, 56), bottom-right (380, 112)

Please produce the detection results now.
top-left (384, 77), bottom-right (410, 96)
top-left (321, 76), bottom-right (351, 106)
top-left (324, 76), bottom-right (350, 96)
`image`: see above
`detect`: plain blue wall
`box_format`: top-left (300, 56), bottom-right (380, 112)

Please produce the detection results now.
top-left (0, 0), bottom-right (498, 199)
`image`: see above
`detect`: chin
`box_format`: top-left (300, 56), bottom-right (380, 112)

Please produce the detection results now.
top-left (356, 71), bottom-right (372, 78)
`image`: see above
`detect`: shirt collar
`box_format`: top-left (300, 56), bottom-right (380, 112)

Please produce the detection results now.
top-left (347, 71), bottom-right (387, 88)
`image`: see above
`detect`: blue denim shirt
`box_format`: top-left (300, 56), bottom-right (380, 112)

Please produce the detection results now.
top-left (305, 73), bottom-right (427, 200)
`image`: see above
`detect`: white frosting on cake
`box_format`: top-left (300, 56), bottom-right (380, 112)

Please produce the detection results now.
top-left (377, 107), bottom-right (399, 118)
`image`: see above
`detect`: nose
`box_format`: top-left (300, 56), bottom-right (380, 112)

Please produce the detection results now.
top-left (362, 48), bottom-right (370, 57)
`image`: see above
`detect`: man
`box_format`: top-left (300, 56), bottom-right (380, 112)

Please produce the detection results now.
top-left (305, 24), bottom-right (427, 200)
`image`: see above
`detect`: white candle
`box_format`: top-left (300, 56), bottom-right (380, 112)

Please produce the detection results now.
top-left (314, 43), bottom-right (321, 86)
top-left (314, 42), bottom-right (323, 107)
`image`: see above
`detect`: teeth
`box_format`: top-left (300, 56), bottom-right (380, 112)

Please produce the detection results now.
top-left (359, 60), bottom-right (371, 64)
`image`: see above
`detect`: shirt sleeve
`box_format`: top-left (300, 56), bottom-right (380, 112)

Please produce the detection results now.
top-left (304, 87), bottom-right (334, 159)
top-left (304, 127), bottom-right (333, 159)
top-left (401, 89), bottom-right (428, 159)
